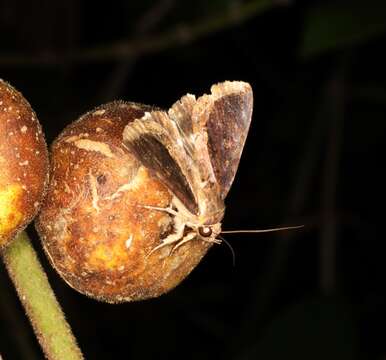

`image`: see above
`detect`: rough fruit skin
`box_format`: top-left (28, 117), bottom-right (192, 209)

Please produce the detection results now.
top-left (0, 79), bottom-right (49, 249)
top-left (36, 102), bottom-right (212, 303)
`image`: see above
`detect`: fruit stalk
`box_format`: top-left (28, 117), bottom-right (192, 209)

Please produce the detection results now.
top-left (3, 231), bottom-right (83, 360)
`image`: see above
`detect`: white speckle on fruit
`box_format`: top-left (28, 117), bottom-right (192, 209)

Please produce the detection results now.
top-left (125, 235), bottom-right (133, 249)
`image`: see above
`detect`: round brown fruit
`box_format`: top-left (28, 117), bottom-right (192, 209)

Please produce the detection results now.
top-left (0, 79), bottom-right (48, 249)
top-left (36, 102), bottom-right (212, 303)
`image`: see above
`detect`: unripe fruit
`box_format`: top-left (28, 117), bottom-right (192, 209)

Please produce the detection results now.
top-left (36, 102), bottom-right (212, 303)
top-left (0, 79), bottom-right (48, 249)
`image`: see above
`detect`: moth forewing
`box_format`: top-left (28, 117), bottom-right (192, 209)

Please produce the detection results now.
top-left (168, 93), bottom-right (197, 154)
top-left (123, 111), bottom-right (199, 214)
top-left (192, 81), bottom-right (253, 199)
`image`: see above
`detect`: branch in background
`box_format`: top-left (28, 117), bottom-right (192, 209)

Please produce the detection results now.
top-left (3, 232), bottom-right (83, 360)
top-left (0, 0), bottom-right (288, 67)
top-left (100, 0), bottom-right (176, 101)
top-left (320, 66), bottom-right (345, 295)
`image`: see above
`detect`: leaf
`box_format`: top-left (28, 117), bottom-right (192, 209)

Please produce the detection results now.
top-left (300, 0), bottom-right (386, 59)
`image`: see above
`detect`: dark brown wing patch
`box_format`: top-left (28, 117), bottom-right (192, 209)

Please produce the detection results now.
top-left (204, 82), bottom-right (253, 199)
top-left (123, 111), bottom-right (199, 214)
top-left (127, 134), bottom-right (198, 213)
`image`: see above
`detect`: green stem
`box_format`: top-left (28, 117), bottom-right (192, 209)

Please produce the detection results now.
top-left (3, 231), bottom-right (83, 360)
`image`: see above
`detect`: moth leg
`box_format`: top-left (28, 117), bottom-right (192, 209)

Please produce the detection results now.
top-left (202, 237), bottom-right (222, 244)
top-left (170, 232), bottom-right (197, 254)
top-left (138, 204), bottom-right (178, 216)
top-left (147, 223), bottom-right (185, 257)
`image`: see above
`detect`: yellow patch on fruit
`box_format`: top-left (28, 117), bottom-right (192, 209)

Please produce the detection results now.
top-left (0, 183), bottom-right (24, 246)
top-left (88, 239), bottom-right (128, 270)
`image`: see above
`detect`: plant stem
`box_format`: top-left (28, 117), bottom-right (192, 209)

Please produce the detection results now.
top-left (3, 231), bottom-right (83, 360)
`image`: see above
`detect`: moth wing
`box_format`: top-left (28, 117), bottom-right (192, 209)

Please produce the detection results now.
top-left (123, 110), bottom-right (199, 214)
top-left (192, 81), bottom-right (253, 199)
top-left (168, 93), bottom-right (196, 155)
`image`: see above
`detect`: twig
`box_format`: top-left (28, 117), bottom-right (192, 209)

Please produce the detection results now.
top-left (3, 232), bottom-right (83, 360)
top-left (0, 0), bottom-right (286, 67)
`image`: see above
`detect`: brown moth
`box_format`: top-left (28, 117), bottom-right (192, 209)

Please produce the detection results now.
top-left (123, 81), bottom-right (253, 254)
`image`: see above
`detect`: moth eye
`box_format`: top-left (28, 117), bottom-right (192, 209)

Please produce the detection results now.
top-left (198, 226), bottom-right (212, 237)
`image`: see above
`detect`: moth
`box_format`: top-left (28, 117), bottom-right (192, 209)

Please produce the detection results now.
top-left (123, 81), bottom-right (253, 254)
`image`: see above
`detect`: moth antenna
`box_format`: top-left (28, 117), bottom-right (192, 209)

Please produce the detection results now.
top-left (221, 225), bottom-right (304, 234)
top-left (218, 235), bottom-right (236, 267)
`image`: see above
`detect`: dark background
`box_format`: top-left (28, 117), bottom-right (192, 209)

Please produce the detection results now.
top-left (0, 0), bottom-right (385, 359)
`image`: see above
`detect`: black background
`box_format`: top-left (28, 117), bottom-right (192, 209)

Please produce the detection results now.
top-left (1, 0), bottom-right (385, 359)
